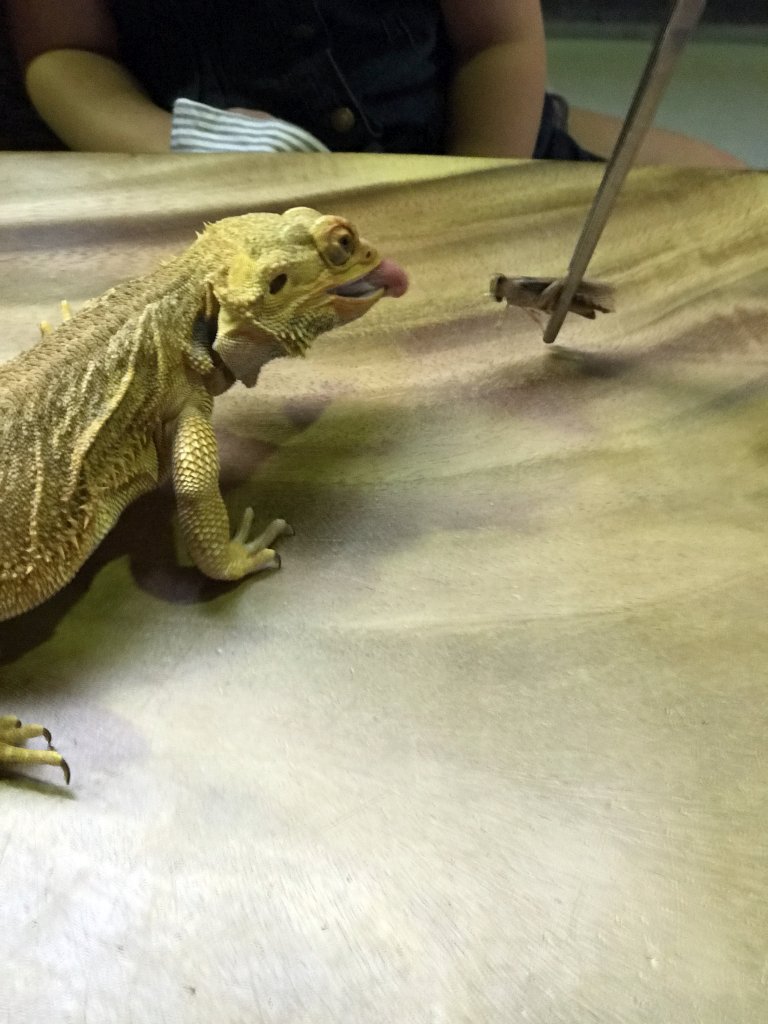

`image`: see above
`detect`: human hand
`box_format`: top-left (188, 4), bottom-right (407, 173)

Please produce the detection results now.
top-left (171, 98), bottom-right (329, 152)
top-left (227, 107), bottom-right (273, 120)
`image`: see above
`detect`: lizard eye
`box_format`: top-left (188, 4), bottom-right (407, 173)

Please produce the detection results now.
top-left (269, 273), bottom-right (288, 294)
top-left (325, 225), bottom-right (357, 266)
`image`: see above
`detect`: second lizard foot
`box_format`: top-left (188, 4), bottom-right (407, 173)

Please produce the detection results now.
top-left (0, 714), bottom-right (70, 784)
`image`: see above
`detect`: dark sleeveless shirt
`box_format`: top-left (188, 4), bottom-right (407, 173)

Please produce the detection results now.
top-left (107, 0), bottom-right (451, 153)
top-left (106, 0), bottom-right (600, 159)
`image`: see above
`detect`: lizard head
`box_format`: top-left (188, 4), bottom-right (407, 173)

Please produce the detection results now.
top-left (204, 207), bottom-right (408, 387)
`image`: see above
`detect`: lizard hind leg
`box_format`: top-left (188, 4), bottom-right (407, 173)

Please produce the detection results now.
top-left (0, 715), bottom-right (70, 784)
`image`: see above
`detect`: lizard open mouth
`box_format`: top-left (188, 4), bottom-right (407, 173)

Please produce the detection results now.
top-left (327, 258), bottom-right (408, 300)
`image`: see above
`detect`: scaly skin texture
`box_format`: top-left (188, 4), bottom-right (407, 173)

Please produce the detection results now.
top-left (0, 206), bottom-right (405, 784)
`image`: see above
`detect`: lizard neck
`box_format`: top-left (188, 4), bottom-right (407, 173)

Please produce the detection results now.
top-left (211, 306), bottom-right (286, 389)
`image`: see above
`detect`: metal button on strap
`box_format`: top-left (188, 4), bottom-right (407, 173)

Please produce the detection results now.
top-left (330, 106), bottom-right (356, 133)
top-left (293, 23), bottom-right (316, 41)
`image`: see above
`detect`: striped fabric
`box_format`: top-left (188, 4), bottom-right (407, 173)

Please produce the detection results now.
top-left (170, 98), bottom-right (330, 153)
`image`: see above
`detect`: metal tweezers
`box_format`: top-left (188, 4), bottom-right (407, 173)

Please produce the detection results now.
top-left (542, 0), bottom-right (707, 345)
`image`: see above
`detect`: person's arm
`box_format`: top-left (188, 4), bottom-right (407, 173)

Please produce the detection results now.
top-left (8, 0), bottom-right (171, 153)
top-left (439, 0), bottom-right (546, 159)
top-left (25, 50), bottom-right (172, 153)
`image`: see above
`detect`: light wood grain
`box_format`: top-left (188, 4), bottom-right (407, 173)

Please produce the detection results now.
top-left (1, 153), bottom-right (767, 1023)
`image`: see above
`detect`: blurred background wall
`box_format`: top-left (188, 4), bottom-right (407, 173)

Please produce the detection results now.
top-left (543, 1), bottom-right (767, 166)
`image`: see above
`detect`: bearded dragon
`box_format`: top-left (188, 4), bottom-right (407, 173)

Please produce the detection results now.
top-left (0, 206), bottom-right (408, 784)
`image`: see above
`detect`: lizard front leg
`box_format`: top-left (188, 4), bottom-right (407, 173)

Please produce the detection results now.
top-left (171, 404), bottom-right (292, 580)
top-left (0, 715), bottom-right (70, 784)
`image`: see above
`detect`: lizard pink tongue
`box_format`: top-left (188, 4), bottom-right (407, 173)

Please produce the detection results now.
top-left (369, 258), bottom-right (409, 298)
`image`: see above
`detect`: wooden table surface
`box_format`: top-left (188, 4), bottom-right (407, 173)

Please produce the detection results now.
top-left (1, 153), bottom-right (767, 1022)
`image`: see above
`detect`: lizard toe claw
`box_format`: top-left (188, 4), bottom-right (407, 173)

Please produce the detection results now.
top-left (233, 507), bottom-right (255, 544)
top-left (0, 716), bottom-right (70, 785)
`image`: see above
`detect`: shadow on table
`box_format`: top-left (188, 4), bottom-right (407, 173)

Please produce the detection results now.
top-left (0, 400), bottom-right (406, 668)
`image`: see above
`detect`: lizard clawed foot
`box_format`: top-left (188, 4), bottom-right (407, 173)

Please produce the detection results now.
top-left (0, 714), bottom-right (70, 785)
top-left (39, 300), bottom-right (73, 338)
top-left (226, 509), bottom-right (294, 576)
